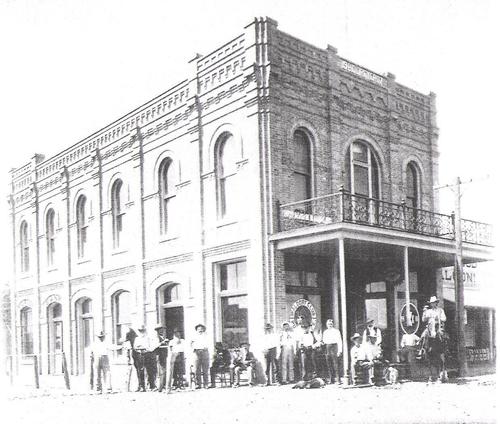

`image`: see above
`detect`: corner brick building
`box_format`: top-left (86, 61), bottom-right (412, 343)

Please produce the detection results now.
top-left (8, 17), bottom-right (492, 382)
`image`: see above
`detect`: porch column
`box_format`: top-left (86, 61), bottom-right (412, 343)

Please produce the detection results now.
top-left (338, 238), bottom-right (349, 383)
top-left (403, 246), bottom-right (411, 325)
top-left (489, 309), bottom-right (494, 362)
top-left (331, 255), bottom-right (340, 329)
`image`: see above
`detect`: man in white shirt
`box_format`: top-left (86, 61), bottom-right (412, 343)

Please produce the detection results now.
top-left (280, 322), bottom-right (295, 384)
top-left (322, 319), bottom-right (342, 384)
top-left (350, 333), bottom-right (365, 383)
top-left (422, 296), bottom-right (446, 337)
top-left (133, 325), bottom-right (156, 391)
top-left (262, 323), bottom-right (280, 385)
top-left (295, 317), bottom-right (318, 380)
top-left (91, 330), bottom-right (115, 393)
top-left (362, 319), bottom-right (382, 346)
top-left (191, 323), bottom-right (210, 389)
top-left (167, 328), bottom-right (186, 391)
top-left (399, 332), bottom-right (420, 363)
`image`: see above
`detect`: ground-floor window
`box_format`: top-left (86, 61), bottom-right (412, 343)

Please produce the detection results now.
top-left (20, 307), bottom-right (33, 356)
top-left (219, 260), bottom-right (248, 347)
top-left (113, 290), bottom-right (131, 348)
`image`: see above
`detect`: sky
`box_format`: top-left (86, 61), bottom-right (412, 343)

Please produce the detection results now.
top-left (0, 0), bottom-right (498, 265)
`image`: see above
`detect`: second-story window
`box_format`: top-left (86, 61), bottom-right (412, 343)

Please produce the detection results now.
top-left (216, 134), bottom-right (237, 219)
top-left (20, 220), bottom-right (29, 272)
top-left (46, 209), bottom-right (55, 266)
top-left (292, 130), bottom-right (312, 202)
top-left (346, 140), bottom-right (380, 199)
top-left (111, 179), bottom-right (124, 248)
top-left (159, 158), bottom-right (175, 234)
top-left (406, 162), bottom-right (420, 208)
top-left (76, 195), bottom-right (87, 258)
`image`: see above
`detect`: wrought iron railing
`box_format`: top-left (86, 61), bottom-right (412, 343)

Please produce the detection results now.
top-left (278, 190), bottom-right (492, 246)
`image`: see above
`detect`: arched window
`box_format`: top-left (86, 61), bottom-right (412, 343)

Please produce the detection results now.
top-left (76, 195), bottom-right (87, 258)
top-left (46, 209), bottom-right (55, 266)
top-left (406, 162), bottom-right (420, 209)
top-left (163, 284), bottom-right (180, 303)
top-left (20, 221), bottom-right (29, 272)
top-left (158, 158), bottom-right (176, 233)
top-left (111, 179), bottom-right (124, 247)
top-left (292, 130), bottom-right (313, 202)
top-left (216, 134), bottom-right (238, 218)
top-left (20, 307), bottom-right (33, 356)
top-left (345, 140), bottom-right (380, 199)
top-left (113, 291), bottom-right (131, 345)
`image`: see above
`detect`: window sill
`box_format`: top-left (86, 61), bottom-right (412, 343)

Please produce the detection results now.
top-left (76, 258), bottom-right (91, 265)
top-left (216, 218), bottom-right (238, 228)
top-left (111, 248), bottom-right (128, 256)
top-left (159, 234), bottom-right (179, 243)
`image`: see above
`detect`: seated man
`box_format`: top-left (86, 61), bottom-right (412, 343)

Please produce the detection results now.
top-left (350, 333), bottom-right (370, 384)
top-left (363, 332), bottom-right (383, 384)
top-left (210, 342), bottom-right (232, 387)
top-left (230, 343), bottom-right (256, 387)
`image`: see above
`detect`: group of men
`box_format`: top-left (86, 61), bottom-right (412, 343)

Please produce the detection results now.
top-left (90, 295), bottom-right (447, 393)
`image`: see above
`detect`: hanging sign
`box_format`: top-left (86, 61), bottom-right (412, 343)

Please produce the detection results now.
top-left (289, 298), bottom-right (317, 329)
top-left (399, 302), bottom-right (420, 334)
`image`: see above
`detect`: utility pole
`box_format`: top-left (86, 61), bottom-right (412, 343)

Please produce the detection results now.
top-left (453, 177), bottom-right (468, 377)
top-left (434, 175), bottom-right (490, 377)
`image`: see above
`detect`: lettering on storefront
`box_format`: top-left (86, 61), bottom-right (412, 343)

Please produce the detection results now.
top-left (441, 264), bottom-right (478, 289)
top-left (399, 302), bottom-right (420, 334)
top-left (289, 298), bottom-right (317, 329)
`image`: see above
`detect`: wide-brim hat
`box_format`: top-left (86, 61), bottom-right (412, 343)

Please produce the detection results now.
top-left (154, 323), bottom-right (166, 331)
top-left (264, 323), bottom-right (273, 330)
top-left (350, 332), bottom-right (362, 341)
top-left (97, 330), bottom-right (105, 338)
top-left (365, 319), bottom-right (375, 325)
top-left (195, 323), bottom-right (206, 331)
top-left (240, 342), bottom-right (250, 347)
top-left (138, 324), bottom-right (147, 332)
top-left (429, 296), bottom-right (439, 303)
top-left (282, 321), bottom-right (291, 328)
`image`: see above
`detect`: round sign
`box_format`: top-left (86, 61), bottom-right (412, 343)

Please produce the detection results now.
top-left (399, 302), bottom-right (420, 334)
top-left (289, 298), bottom-right (317, 329)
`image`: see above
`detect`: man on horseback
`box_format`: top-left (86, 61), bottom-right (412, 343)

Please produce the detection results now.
top-left (421, 296), bottom-right (447, 383)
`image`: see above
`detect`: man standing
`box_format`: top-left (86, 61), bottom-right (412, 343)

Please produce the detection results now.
top-left (90, 330), bottom-right (114, 394)
top-left (280, 322), bottom-right (295, 384)
top-left (262, 323), bottom-right (279, 385)
top-left (167, 328), bottom-right (186, 392)
top-left (191, 323), bottom-right (210, 389)
top-left (322, 319), bottom-right (342, 384)
top-left (362, 319), bottom-right (382, 346)
top-left (133, 324), bottom-right (155, 391)
top-left (295, 317), bottom-right (317, 380)
top-left (154, 324), bottom-right (169, 392)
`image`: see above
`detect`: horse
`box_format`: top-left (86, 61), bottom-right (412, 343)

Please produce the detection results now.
top-left (418, 320), bottom-right (448, 383)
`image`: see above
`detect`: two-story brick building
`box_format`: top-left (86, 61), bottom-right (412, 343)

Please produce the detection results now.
top-left (8, 17), bottom-right (492, 381)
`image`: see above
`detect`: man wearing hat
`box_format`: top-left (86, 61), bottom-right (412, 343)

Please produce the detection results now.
top-left (351, 333), bottom-right (366, 382)
top-left (322, 319), bottom-right (343, 384)
top-left (362, 319), bottom-right (382, 346)
top-left (153, 324), bottom-right (169, 392)
top-left (191, 323), bottom-right (210, 389)
top-left (279, 321), bottom-right (295, 384)
top-left (90, 330), bottom-right (114, 393)
top-left (422, 296), bottom-right (446, 337)
top-left (230, 342), bottom-right (256, 387)
top-left (133, 324), bottom-right (156, 391)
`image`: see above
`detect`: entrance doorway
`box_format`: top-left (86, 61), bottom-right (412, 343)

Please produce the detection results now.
top-left (47, 302), bottom-right (63, 374)
top-left (76, 298), bottom-right (93, 374)
top-left (158, 283), bottom-right (184, 339)
top-left (164, 307), bottom-right (184, 340)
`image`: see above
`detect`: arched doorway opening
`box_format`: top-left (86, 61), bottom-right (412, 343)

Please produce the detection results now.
top-left (75, 297), bottom-right (93, 374)
top-left (157, 283), bottom-right (184, 339)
